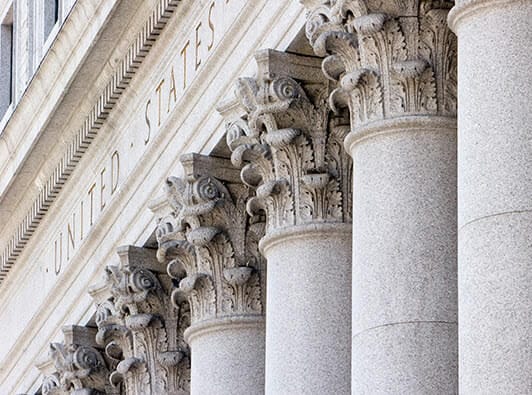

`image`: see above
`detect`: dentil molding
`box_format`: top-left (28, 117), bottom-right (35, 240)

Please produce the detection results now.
top-left (0, 0), bottom-right (182, 285)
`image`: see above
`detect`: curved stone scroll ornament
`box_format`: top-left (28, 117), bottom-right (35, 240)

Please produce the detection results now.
top-left (304, 2), bottom-right (459, 393)
top-left (42, 342), bottom-right (113, 395)
top-left (156, 159), bottom-right (265, 326)
top-left (225, 60), bottom-right (352, 235)
top-left (304, 0), bottom-right (457, 127)
top-left (217, 51), bottom-right (353, 393)
top-left (92, 247), bottom-right (190, 395)
top-left (156, 154), bottom-right (266, 394)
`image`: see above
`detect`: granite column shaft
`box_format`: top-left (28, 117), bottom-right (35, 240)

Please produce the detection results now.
top-left (449, 1), bottom-right (532, 392)
top-left (261, 225), bottom-right (351, 394)
top-left (185, 318), bottom-right (265, 395)
top-left (304, 2), bottom-right (459, 392)
top-left (223, 49), bottom-right (353, 394)
top-left (156, 154), bottom-right (267, 395)
top-left (346, 117), bottom-right (457, 393)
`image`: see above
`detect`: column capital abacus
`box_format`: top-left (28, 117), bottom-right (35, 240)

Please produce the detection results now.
top-left (91, 246), bottom-right (190, 395)
top-left (155, 154), bottom-right (265, 329)
top-left (41, 326), bottom-right (115, 395)
top-left (304, 0), bottom-right (456, 132)
top-left (222, 50), bottom-right (352, 237)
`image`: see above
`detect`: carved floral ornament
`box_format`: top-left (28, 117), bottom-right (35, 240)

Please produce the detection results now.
top-left (156, 168), bottom-right (265, 326)
top-left (304, 0), bottom-right (457, 126)
top-left (225, 71), bottom-right (352, 233)
top-left (92, 253), bottom-right (190, 394)
top-left (42, 342), bottom-right (113, 395)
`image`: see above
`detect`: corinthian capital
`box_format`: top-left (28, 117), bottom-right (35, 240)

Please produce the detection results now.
top-left (220, 50), bottom-right (352, 234)
top-left (91, 246), bottom-right (190, 395)
top-left (304, 0), bottom-right (456, 126)
top-left (156, 154), bottom-right (265, 326)
top-left (41, 326), bottom-right (114, 395)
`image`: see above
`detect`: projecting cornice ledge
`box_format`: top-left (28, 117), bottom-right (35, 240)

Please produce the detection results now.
top-left (0, 0), bottom-right (184, 287)
top-left (0, 0), bottom-right (121, 199)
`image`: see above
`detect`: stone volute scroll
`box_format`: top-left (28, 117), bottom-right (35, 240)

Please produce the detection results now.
top-left (219, 49), bottom-right (352, 394)
top-left (89, 246), bottom-right (190, 395)
top-left (40, 325), bottom-right (116, 395)
top-left (304, 0), bottom-right (457, 130)
top-left (226, 50), bottom-right (352, 235)
top-left (156, 153), bottom-right (266, 395)
top-left (303, 1), bottom-right (459, 393)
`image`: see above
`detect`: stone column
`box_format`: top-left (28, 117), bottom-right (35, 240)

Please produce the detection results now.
top-left (448, 2), bottom-right (532, 393)
top-left (91, 246), bottom-right (191, 395)
top-left (156, 154), bottom-right (266, 395)
top-left (40, 325), bottom-right (116, 395)
top-left (305, 1), bottom-right (458, 393)
top-left (222, 49), bottom-right (352, 394)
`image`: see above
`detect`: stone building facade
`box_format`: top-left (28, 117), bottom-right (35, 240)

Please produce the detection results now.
top-left (0, 0), bottom-right (530, 394)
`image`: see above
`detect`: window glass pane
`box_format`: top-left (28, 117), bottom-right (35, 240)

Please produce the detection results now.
top-left (43, 0), bottom-right (58, 40)
top-left (0, 12), bottom-right (14, 117)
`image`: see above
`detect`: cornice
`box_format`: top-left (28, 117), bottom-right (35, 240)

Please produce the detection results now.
top-left (0, 2), bottom-right (306, 391)
top-left (448, 0), bottom-right (528, 32)
top-left (0, 0), bottom-right (182, 285)
top-left (0, 0), bottom-right (120, 202)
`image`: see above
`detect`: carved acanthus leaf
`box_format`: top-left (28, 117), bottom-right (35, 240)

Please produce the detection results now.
top-left (41, 373), bottom-right (62, 395)
top-left (44, 341), bottom-right (111, 395)
top-left (156, 155), bottom-right (266, 326)
top-left (92, 247), bottom-right (190, 395)
top-left (305, 0), bottom-right (457, 128)
top-left (224, 51), bottom-right (352, 233)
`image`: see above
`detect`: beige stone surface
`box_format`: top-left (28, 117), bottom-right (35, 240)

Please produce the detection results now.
top-left (0, 0), bottom-right (308, 392)
top-left (0, 0), bottom-right (529, 393)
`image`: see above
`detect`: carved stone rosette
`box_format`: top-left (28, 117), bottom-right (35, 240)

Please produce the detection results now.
top-left (156, 154), bottom-right (265, 327)
top-left (225, 50), bottom-right (352, 236)
top-left (92, 246), bottom-right (190, 395)
top-left (41, 326), bottom-right (115, 395)
top-left (304, 0), bottom-right (457, 128)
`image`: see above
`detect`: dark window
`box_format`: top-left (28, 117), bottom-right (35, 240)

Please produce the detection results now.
top-left (0, 7), bottom-right (14, 118)
top-left (43, 0), bottom-right (59, 40)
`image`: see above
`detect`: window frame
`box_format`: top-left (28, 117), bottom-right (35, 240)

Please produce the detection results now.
top-left (0, 3), bottom-right (15, 127)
